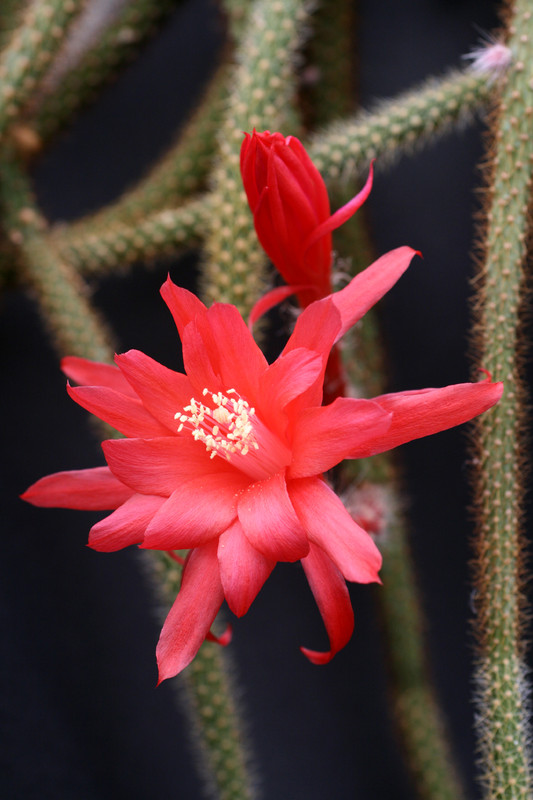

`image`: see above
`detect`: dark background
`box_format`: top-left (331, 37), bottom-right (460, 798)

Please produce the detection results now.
top-left (1, 0), bottom-right (513, 798)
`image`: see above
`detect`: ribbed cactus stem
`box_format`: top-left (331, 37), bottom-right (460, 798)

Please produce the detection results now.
top-left (201, 0), bottom-right (309, 315)
top-left (0, 154), bottom-right (114, 360)
top-left (342, 330), bottom-right (467, 800)
top-left (308, 66), bottom-right (492, 183)
top-left (0, 0), bottom-right (83, 144)
top-left (470, 3), bottom-right (533, 798)
top-left (147, 551), bottom-right (254, 800)
top-left (28, 0), bottom-right (177, 143)
top-left (379, 503), bottom-right (466, 800)
top-left (301, 0), bottom-right (355, 126)
top-left (2, 155), bottom-right (256, 800)
top-left (62, 60), bottom-right (229, 234)
top-left (52, 195), bottom-right (210, 276)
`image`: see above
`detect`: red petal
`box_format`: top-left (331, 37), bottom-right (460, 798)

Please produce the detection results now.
top-left (191, 303), bottom-right (268, 402)
top-left (102, 437), bottom-right (232, 496)
top-left (238, 472), bottom-right (309, 562)
top-left (288, 477), bottom-right (382, 583)
top-left (332, 246), bottom-right (418, 342)
top-left (66, 384), bottom-right (169, 438)
top-left (114, 350), bottom-right (194, 433)
top-left (141, 472), bottom-right (248, 550)
top-left (156, 540), bottom-right (224, 682)
top-left (288, 397), bottom-right (392, 478)
top-left (21, 466), bottom-right (134, 510)
top-left (350, 380), bottom-right (504, 458)
top-left (281, 297), bottom-right (341, 410)
top-left (248, 285), bottom-right (308, 330)
top-left (218, 520), bottom-right (275, 616)
top-left (160, 277), bottom-right (207, 340)
top-left (89, 494), bottom-right (165, 551)
top-left (61, 356), bottom-right (136, 397)
top-left (300, 543), bottom-right (354, 665)
top-left (258, 347), bottom-right (322, 437)
top-left (303, 163), bottom-right (373, 254)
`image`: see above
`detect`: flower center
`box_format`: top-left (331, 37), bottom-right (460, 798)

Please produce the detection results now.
top-left (175, 388), bottom-right (259, 461)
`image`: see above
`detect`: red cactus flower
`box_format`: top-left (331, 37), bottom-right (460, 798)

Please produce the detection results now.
top-left (22, 251), bottom-right (502, 682)
top-left (240, 129), bottom-right (373, 308)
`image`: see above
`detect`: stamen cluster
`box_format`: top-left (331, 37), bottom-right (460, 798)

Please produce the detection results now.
top-left (175, 388), bottom-right (258, 460)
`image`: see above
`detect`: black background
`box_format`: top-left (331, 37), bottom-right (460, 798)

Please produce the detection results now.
top-left (2, 0), bottom-right (517, 798)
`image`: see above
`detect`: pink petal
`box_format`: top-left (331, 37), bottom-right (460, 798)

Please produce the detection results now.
top-left (281, 297), bottom-right (341, 410)
top-left (160, 277), bottom-right (207, 339)
top-left (300, 543), bottom-right (354, 665)
top-left (181, 320), bottom-right (222, 394)
top-left (288, 477), bottom-right (382, 583)
top-left (350, 380), bottom-right (504, 458)
top-left (303, 163), bottom-right (374, 254)
top-left (141, 472), bottom-right (249, 550)
top-left (114, 350), bottom-right (194, 433)
top-left (61, 356), bottom-right (137, 397)
top-left (218, 520), bottom-right (275, 616)
top-left (238, 472), bottom-right (309, 562)
top-left (288, 397), bottom-right (392, 478)
top-left (258, 348), bottom-right (322, 437)
top-left (66, 384), bottom-right (169, 438)
top-left (238, 473), bottom-right (309, 561)
top-left (248, 285), bottom-right (309, 330)
top-left (21, 466), bottom-right (134, 510)
top-left (156, 540), bottom-right (224, 682)
top-left (102, 437), bottom-right (234, 496)
top-left (89, 494), bottom-right (165, 551)
top-left (197, 303), bottom-right (268, 401)
top-left (332, 246), bottom-right (418, 342)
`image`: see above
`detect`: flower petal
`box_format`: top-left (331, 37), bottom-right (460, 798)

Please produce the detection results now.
top-left (238, 472), bottom-right (309, 562)
top-left (218, 520), bottom-right (275, 616)
top-left (141, 472), bottom-right (249, 550)
top-left (66, 384), bottom-right (169, 438)
top-left (258, 348), bottom-right (322, 438)
top-left (89, 494), bottom-right (165, 551)
top-left (156, 540), bottom-right (224, 682)
top-left (281, 297), bottom-right (341, 409)
top-left (288, 397), bottom-right (392, 478)
top-left (188, 303), bottom-right (268, 402)
top-left (349, 380), bottom-right (504, 458)
top-left (160, 277), bottom-right (207, 339)
top-left (21, 466), bottom-right (134, 510)
top-left (303, 163), bottom-right (374, 254)
top-left (332, 246), bottom-right (418, 342)
top-left (288, 477), bottom-right (382, 583)
top-left (102, 437), bottom-right (234, 496)
top-left (61, 356), bottom-right (136, 396)
top-left (300, 543), bottom-right (354, 665)
top-left (248, 285), bottom-right (309, 330)
top-left (114, 350), bottom-right (194, 433)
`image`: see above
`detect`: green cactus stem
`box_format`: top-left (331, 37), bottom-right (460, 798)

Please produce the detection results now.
top-left (27, 0), bottom-right (180, 144)
top-left (0, 0), bottom-right (84, 145)
top-left (201, 0), bottom-right (309, 315)
top-left (52, 195), bottom-right (210, 276)
top-left (1, 153), bottom-right (256, 800)
top-left (62, 60), bottom-right (229, 238)
top-left (308, 65), bottom-right (493, 184)
top-left (469, 3), bottom-right (533, 798)
top-left (340, 277), bottom-right (466, 800)
top-left (300, 0), bottom-right (355, 127)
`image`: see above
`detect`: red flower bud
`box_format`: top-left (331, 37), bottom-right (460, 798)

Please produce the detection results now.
top-left (241, 130), bottom-right (373, 306)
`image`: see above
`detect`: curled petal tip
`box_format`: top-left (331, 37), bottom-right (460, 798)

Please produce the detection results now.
top-left (300, 645), bottom-right (336, 666)
top-left (206, 624), bottom-right (233, 646)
